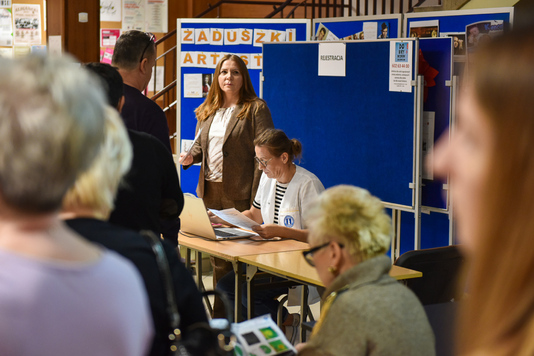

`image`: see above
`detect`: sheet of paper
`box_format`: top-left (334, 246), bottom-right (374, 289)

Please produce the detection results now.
top-left (146, 0), bottom-right (168, 33)
top-left (318, 42), bottom-right (346, 77)
top-left (209, 208), bottom-right (260, 230)
top-left (122, 0), bottom-right (144, 31)
top-left (148, 65), bottom-right (164, 91)
top-left (363, 22), bottom-right (377, 40)
top-left (389, 41), bottom-right (413, 93)
top-left (48, 35), bottom-right (62, 56)
top-left (0, 8), bottom-right (12, 46)
top-left (183, 73), bottom-right (202, 98)
top-left (100, 0), bottom-right (121, 22)
top-left (422, 111), bottom-right (435, 180)
top-left (179, 127), bottom-right (202, 164)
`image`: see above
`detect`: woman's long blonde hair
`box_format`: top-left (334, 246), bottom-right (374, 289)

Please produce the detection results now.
top-left (457, 29), bottom-right (534, 356)
top-left (195, 54), bottom-right (261, 122)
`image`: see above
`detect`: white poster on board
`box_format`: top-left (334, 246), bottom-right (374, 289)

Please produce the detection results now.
top-left (101, 0), bottom-right (121, 22)
top-left (363, 22), bottom-right (378, 40)
top-left (183, 73), bottom-right (202, 98)
top-left (318, 42), bottom-right (346, 77)
top-left (389, 41), bottom-right (413, 92)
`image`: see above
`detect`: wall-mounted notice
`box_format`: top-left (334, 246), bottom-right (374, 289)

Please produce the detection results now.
top-left (101, 0), bottom-right (121, 22)
top-left (122, 0), bottom-right (144, 31)
top-left (101, 29), bottom-right (120, 46)
top-left (389, 41), bottom-right (413, 92)
top-left (318, 42), bottom-right (346, 77)
top-left (12, 4), bottom-right (41, 46)
top-left (363, 22), bottom-right (378, 40)
top-left (0, 8), bottom-right (12, 46)
top-left (146, 0), bottom-right (167, 33)
top-left (183, 73), bottom-right (202, 98)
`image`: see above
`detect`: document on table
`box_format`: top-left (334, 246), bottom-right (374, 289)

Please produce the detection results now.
top-left (209, 208), bottom-right (259, 230)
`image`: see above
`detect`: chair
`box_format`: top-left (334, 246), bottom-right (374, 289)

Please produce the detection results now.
top-left (424, 302), bottom-right (459, 356)
top-left (394, 245), bottom-right (464, 305)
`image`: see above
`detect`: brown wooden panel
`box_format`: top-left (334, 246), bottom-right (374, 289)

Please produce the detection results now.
top-left (65, 0), bottom-right (99, 62)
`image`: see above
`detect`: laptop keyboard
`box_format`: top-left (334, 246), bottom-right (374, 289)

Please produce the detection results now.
top-left (215, 229), bottom-right (239, 238)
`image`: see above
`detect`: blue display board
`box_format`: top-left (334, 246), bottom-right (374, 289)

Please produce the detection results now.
top-left (262, 40), bottom-right (418, 208)
top-left (176, 19), bottom-right (310, 194)
top-left (419, 37), bottom-right (453, 210)
top-left (404, 7), bottom-right (513, 37)
top-left (313, 14), bottom-right (402, 40)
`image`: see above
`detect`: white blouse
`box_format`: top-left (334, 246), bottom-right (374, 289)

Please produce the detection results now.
top-left (205, 107), bottom-right (235, 182)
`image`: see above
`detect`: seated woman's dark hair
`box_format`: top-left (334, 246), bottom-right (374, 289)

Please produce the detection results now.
top-left (254, 128), bottom-right (302, 162)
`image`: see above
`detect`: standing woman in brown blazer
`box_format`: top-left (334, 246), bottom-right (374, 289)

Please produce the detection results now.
top-left (180, 54), bottom-right (274, 318)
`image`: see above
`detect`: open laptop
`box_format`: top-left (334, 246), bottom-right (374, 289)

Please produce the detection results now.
top-left (180, 195), bottom-right (258, 240)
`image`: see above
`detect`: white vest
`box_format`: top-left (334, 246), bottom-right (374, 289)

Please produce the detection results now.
top-left (255, 165), bottom-right (324, 228)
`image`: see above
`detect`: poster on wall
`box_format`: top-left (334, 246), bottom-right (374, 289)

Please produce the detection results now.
top-left (122, 0), bottom-right (144, 31)
top-left (101, 0), bottom-right (121, 22)
top-left (389, 41), bottom-right (413, 92)
top-left (0, 1), bottom-right (11, 8)
top-left (12, 4), bottom-right (41, 46)
top-left (146, 0), bottom-right (167, 33)
top-left (0, 8), bottom-right (12, 46)
top-left (122, 0), bottom-right (168, 32)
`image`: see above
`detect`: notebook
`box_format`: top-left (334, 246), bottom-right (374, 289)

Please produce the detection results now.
top-left (180, 195), bottom-right (258, 240)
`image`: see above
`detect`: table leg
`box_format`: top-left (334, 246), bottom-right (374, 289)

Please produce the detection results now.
top-left (233, 261), bottom-right (244, 322)
top-left (195, 250), bottom-right (202, 285)
top-left (300, 285), bottom-right (309, 343)
top-left (184, 247), bottom-right (191, 273)
top-left (246, 265), bottom-right (259, 320)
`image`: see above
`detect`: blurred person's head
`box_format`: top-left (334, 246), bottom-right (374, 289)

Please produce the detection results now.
top-left (62, 107), bottom-right (132, 220)
top-left (195, 54), bottom-right (259, 122)
top-left (84, 62), bottom-right (124, 111)
top-left (0, 55), bottom-right (105, 215)
top-left (304, 185), bottom-right (391, 288)
top-left (433, 29), bottom-right (534, 355)
top-left (112, 30), bottom-right (156, 91)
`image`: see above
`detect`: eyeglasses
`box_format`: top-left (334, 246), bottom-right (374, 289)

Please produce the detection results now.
top-left (254, 156), bottom-right (273, 168)
top-left (139, 32), bottom-right (156, 62)
top-left (302, 242), bottom-right (344, 267)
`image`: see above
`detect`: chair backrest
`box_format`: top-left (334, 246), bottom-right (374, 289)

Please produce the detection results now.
top-left (394, 245), bottom-right (464, 305)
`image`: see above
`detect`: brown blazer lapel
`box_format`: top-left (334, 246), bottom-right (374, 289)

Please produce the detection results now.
top-left (223, 104), bottom-right (243, 145)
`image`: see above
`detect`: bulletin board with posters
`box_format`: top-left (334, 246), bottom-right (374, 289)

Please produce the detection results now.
top-left (312, 14), bottom-right (402, 41)
top-left (0, 0), bottom-right (46, 58)
top-left (402, 8), bottom-right (514, 250)
top-left (261, 39), bottom-right (420, 209)
top-left (404, 7), bottom-right (513, 62)
top-left (402, 37), bottom-right (454, 253)
top-left (176, 18), bottom-right (310, 195)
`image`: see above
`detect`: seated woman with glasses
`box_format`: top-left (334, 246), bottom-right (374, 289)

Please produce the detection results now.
top-left (297, 185), bottom-right (435, 356)
top-left (244, 128), bottom-right (324, 242)
top-left (217, 128), bottom-right (324, 341)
